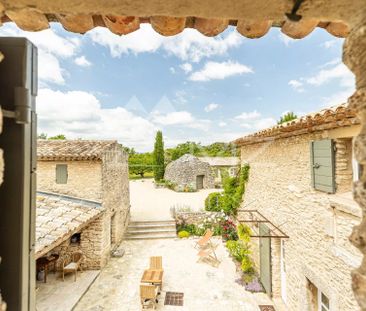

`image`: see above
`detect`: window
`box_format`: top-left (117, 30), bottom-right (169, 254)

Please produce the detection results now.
top-left (310, 139), bottom-right (335, 193)
top-left (318, 292), bottom-right (330, 311)
top-left (56, 164), bottom-right (68, 184)
top-left (70, 233), bottom-right (81, 244)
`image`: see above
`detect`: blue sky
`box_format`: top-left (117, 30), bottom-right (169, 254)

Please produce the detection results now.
top-left (0, 23), bottom-right (354, 151)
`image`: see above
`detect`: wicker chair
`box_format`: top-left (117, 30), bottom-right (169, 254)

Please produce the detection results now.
top-left (61, 251), bottom-right (84, 281)
top-left (140, 284), bottom-right (159, 310)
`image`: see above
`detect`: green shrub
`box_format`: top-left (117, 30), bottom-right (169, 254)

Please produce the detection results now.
top-left (204, 164), bottom-right (250, 216)
top-left (241, 256), bottom-right (255, 274)
top-left (226, 240), bottom-right (250, 262)
top-left (205, 192), bottom-right (224, 212)
top-left (238, 223), bottom-right (252, 243)
top-left (178, 230), bottom-right (190, 238)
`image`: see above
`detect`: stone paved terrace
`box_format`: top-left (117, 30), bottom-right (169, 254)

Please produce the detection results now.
top-left (74, 238), bottom-right (274, 310)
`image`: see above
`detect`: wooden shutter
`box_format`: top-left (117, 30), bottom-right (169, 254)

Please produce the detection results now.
top-left (310, 139), bottom-right (335, 193)
top-left (56, 164), bottom-right (68, 184)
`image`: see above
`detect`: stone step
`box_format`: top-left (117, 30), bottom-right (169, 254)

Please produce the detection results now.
top-left (127, 228), bottom-right (177, 235)
top-left (126, 219), bottom-right (177, 240)
top-left (125, 233), bottom-right (177, 240)
top-left (129, 220), bottom-right (176, 226)
top-left (128, 223), bottom-right (176, 230)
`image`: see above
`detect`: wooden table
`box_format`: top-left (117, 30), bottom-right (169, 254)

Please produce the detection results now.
top-left (36, 254), bottom-right (59, 283)
top-left (141, 269), bottom-right (163, 289)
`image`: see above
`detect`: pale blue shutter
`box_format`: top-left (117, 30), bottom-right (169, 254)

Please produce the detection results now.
top-left (310, 139), bottom-right (335, 193)
top-left (56, 164), bottom-right (68, 184)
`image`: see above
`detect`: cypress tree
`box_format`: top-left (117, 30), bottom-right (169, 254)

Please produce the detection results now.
top-left (153, 131), bottom-right (165, 181)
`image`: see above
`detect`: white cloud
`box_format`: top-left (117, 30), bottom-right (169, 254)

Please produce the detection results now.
top-left (152, 111), bottom-right (194, 125)
top-left (219, 121), bottom-right (227, 127)
top-left (204, 103), bottom-right (219, 112)
top-left (37, 50), bottom-right (65, 85)
top-left (235, 110), bottom-right (261, 121)
top-left (189, 61), bottom-right (253, 82)
top-left (322, 40), bottom-right (338, 49)
top-left (235, 110), bottom-right (276, 132)
top-left (278, 33), bottom-right (296, 46)
top-left (306, 62), bottom-right (354, 87)
top-left (180, 63), bottom-right (193, 73)
top-left (0, 24), bottom-right (80, 85)
top-left (88, 25), bottom-right (243, 62)
top-left (288, 79), bottom-right (304, 92)
top-left (169, 67), bottom-right (176, 74)
top-left (74, 55), bottom-right (92, 67)
top-left (37, 88), bottom-right (156, 151)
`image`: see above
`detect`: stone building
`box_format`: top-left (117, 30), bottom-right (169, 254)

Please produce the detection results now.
top-left (36, 192), bottom-right (107, 269)
top-left (164, 154), bottom-right (215, 191)
top-left (234, 103), bottom-right (361, 310)
top-left (37, 140), bottom-right (130, 258)
top-left (198, 156), bottom-right (240, 186)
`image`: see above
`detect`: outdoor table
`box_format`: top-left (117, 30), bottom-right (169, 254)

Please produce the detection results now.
top-left (141, 269), bottom-right (163, 290)
top-left (36, 254), bottom-right (59, 283)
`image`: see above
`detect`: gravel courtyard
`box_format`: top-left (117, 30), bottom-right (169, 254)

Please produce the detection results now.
top-left (75, 238), bottom-right (272, 311)
top-left (130, 179), bottom-right (220, 221)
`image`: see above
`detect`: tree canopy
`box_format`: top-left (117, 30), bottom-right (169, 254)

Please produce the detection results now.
top-left (277, 112), bottom-right (297, 124)
top-left (129, 152), bottom-right (153, 177)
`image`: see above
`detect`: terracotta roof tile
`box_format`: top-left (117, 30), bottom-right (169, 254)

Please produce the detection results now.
top-left (37, 139), bottom-right (119, 161)
top-left (35, 192), bottom-right (103, 259)
top-left (234, 103), bottom-right (360, 146)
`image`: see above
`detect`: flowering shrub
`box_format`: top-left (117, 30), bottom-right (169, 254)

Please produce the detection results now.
top-left (221, 219), bottom-right (238, 241)
top-left (176, 212), bottom-right (226, 236)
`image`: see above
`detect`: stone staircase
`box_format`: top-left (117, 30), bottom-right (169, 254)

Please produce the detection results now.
top-left (125, 220), bottom-right (177, 240)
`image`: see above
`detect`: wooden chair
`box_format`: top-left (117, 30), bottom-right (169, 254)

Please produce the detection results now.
top-left (140, 284), bottom-right (159, 310)
top-left (194, 229), bottom-right (213, 249)
top-left (197, 245), bottom-right (220, 267)
top-left (61, 251), bottom-right (84, 282)
top-left (149, 256), bottom-right (162, 270)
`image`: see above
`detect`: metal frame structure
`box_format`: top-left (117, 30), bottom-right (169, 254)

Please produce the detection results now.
top-left (237, 210), bottom-right (289, 239)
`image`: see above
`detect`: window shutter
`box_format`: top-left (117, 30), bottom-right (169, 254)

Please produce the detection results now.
top-left (56, 164), bottom-right (68, 184)
top-left (310, 139), bottom-right (335, 193)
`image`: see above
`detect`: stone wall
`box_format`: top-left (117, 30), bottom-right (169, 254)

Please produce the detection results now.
top-left (164, 154), bottom-right (215, 190)
top-left (240, 128), bottom-right (361, 310)
top-left (335, 138), bottom-right (353, 193)
top-left (174, 210), bottom-right (224, 225)
top-left (37, 161), bottom-right (102, 201)
top-left (49, 212), bottom-right (109, 270)
top-left (101, 145), bottom-right (130, 246)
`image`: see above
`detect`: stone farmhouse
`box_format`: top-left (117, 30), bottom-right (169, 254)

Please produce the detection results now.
top-left (37, 140), bottom-right (130, 267)
top-left (164, 154), bottom-right (215, 191)
top-left (234, 103), bottom-right (361, 310)
top-left (199, 156), bottom-right (240, 186)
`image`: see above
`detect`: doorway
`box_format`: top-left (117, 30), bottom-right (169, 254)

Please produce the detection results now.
top-left (196, 175), bottom-right (204, 190)
top-left (259, 223), bottom-right (272, 296)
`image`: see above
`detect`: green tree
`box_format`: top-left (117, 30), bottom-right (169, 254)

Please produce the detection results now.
top-left (202, 142), bottom-right (238, 157)
top-left (170, 141), bottom-right (202, 160)
top-left (129, 153), bottom-right (153, 178)
top-left (48, 134), bottom-right (66, 140)
top-left (37, 133), bottom-right (47, 139)
top-left (153, 131), bottom-right (165, 181)
top-left (278, 112), bottom-right (297, 124)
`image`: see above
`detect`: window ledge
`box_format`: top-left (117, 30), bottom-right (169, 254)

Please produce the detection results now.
top-left (328, 192), bottom-right (361, 218)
